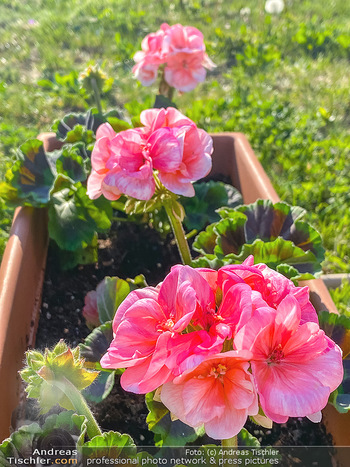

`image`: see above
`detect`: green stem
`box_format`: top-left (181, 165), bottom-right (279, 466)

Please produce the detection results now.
top-left (164, 200), bottom-right (192, 266)
top-left (91, 77), bottom-right (103, 114)
top-left (53, 378), bottom-right (102, 439)
top-left (221, 435), bottom-right (238, 448)
top-left (159, 73), bottom-right (175, 101)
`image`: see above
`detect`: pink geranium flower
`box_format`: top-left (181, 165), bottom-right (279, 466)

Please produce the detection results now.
top-left (163, 24), bottom-right (216, 92)
top-left (234, 295), bottom-right (343, 422)
top-left (105, 126), bottom-right (184, 200)
top-left (132, 23), bottom-right (215, 92)
top-left (161, 351), bottom-right (258, 439)
top-left (140, 108), bottom-right (213, 196)
top-left (87, 108), bottom-right (213, 200)
top-left (132, 25), bottom-right (168, 86)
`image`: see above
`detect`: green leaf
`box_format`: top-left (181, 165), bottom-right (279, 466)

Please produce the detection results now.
top-left (82, 431), bottom-right (136, 458)
top-left (58, 237), bottom-right (98, 270)
top-left (80, 321), bottom-right (114, 364)
top-left (153, 94), bottom-right (177, 109)
top-left (48, 184), bottom-right (112, 251)
top-left (182, 181), bottom-right (243, 231)
top-left (0, 423), bottom-right (42, 460)
top-left (145, 392), bottom-right (204, 447)
top-left (107, 117), bottom-right (132, 133)
top-left (231, 238), bottom-right (321, 275)
top-left (48, 188), bottom-right (96, 251)
top-left (53, 108), bottom-right (124, 143)
top-left (214, 213), bottom-right (247, 257)
top-left (238, 428), bottom-right (261, 447)
top-left (56, 143), bottom-right (90, 183)
top-left (192, 224), bottom-right (218, 255)
top-left (11, 139), bottom-right (56, 206)
top-left (82, 371), bottom-right (115, 404)
top-left (191, 254), bottom-right (225, 270)
top-left (96, 277), bottom-right (130, 324)
top-left (193, 200), bottom-right (323, 277)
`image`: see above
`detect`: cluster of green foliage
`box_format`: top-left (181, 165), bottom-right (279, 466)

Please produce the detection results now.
top-left (191, 200), bottom-right (324, 281)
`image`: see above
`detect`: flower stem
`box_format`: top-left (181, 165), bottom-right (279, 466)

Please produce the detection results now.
top-left (91, 77), bottom-right (103, 114)
top-left (164, 200), bottom-right (192, 266)
top-left (159, 74), bottom-right (175, 101)
top-left (54, 378), bottom-right (102, 439)
top-left (221, 435), bottom-right (238, 448)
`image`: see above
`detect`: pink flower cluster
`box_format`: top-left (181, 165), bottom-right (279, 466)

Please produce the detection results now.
top-left (101, 257), bottom-right (343, 440)
top-left (133, 23), bottom-right (216, 92)
top-left (87, 107), bottom-right (213, 201)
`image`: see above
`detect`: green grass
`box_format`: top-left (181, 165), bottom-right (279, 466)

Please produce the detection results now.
top-left (0, 0), bottom-right (349, 273)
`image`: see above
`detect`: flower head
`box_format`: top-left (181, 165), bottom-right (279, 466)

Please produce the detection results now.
top-left (133, 23), bottom-right (215, 92)
top-left (100, 258), bottom-right (343, 438)
top-left (87, 108), bottom-right (213, 201)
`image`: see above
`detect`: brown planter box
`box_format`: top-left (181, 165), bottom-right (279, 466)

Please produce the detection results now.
top-left (0, 132), bottom-right (348, 454)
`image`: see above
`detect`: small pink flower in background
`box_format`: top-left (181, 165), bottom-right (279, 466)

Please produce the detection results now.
top-left (87, 108), bottom-right (213, 201)
top-left (132, 27), bottom-right (166, 86)
top-left (133, 23), bottom-right (215, 92)
top-left (234, 295), bottom-right (343, 423)
top-left (163, 24), bottom-right (216, 92)
top-left (82, 290), bottom-right (100, 330)
top-left (161, 351), bottom-right (258, 439)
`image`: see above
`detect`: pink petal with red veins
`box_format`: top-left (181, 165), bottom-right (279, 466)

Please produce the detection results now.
top-left (274, 295), bottom-right (301, 341)
top-left (282, 322), bottom-right (327, 361)
top-left (159, 265), bottom-right (215, 324)
top-left (292, 286), bottom-right (318, 324)
top-left (110, 130), bottom-right (145, 171)
top-left (148, 128), bottom-right (182, 172)
top-left (251, 360), bottom-right (331, 419)
top-left (217, 282), bottom-right (254, 334)
top-left (140, 108), bottom-right (166, 132)
top-left (234, 307), bottom-right (276, 357)
top-left (196, 269), bottom-right (218, 294)
top-left (101, 180), bottom-right (122, 201)
top-left (191, 66), bottom-right (206, 83)
top-left (164, 67), bottom-right (199, 92)
top-left (121, 354), bottom-right (173, 394)
top-left (104, 163), bottom-right (155, 200)
top-left (297, 339), bottom-right (343, 392)
top-left (183, 377), bottom-right (225, 426)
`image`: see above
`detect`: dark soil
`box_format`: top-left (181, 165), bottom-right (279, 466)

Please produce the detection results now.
top-left (31, 217), bottom-right (333, 458)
